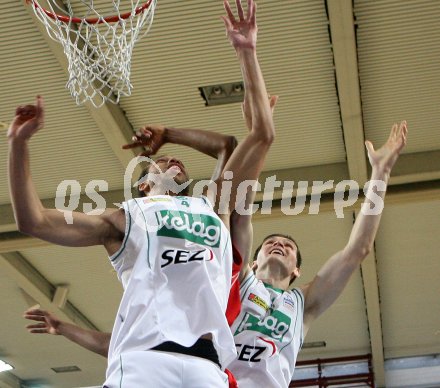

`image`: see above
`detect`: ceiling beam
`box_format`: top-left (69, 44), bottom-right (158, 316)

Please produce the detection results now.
top-left (0, 252), bottom-right (98, 330)
top-left (253, 180), bottom-right (440, 222)
top-left (23, 1), bottom-right (140, 173)
top-left (327, 0), bottom-right (368, 186)
top-left (327, 1), bottom-right (384, 384)
top-left (360, 247), bottom-right (385, 386)
top-left (0, 372), bottom-right (22, 388)
top-left (379, 150), bottom-right (440, 186)
top-left (0, 233), bottom-right (48, 254)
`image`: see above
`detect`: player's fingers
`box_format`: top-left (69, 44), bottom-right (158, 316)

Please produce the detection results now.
top-left (400, 122), bottom-right (408, 145)
top-left (140, 125), bottom-right (153, 136)
top-left (224, 0), bottom-right (236, 23)
top-left (249, 0), bottom-right (256, 26)
top-left (398, 120), bottom-right (407, 137)
top-left (23, 315), bottom-right (46, 322)
top-left (388, 123), bottom-right (398, 142)
top-left (246, 0), bottom-right (252, 20)
top-left (133, 134), bottom-right (151, 141)
top-left (26, 323), bottom-right (47, 329)
top-left (402, 133), bottom-right (408, 146)
top-left (270, 95), bottom-right (279, 108)
top-left (35, 95), bottom-right (44, 119)
top-left (365, 140), bottom-right (375, 154)
top-left (402, 121), bottom-right (408, 135)
top-left (221, 15), bottom-right (232, 31)
top-left (236, 0), bottom-right (245, 21)
top-left (23, 308), bottom-right (45, 315)
top-left (141, 129), bottom-right (152, 138)
top-left (122, 142), bottom-right (143, 150)
top-left (16, 105), bottom-right (37, 118)
top-left (28, 329), bottom-right (49, 334)
top-left (15, 106), bottom-right (25, 116)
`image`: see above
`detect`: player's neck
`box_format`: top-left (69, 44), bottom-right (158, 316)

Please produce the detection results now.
top-left (146, 188), bottom-right (180, 197)
top-left (256, 268), bottom-right (290, 291)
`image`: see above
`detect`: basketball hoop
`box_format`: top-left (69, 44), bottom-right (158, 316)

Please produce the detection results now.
top-left (27, 0), bottom-right (157, 108)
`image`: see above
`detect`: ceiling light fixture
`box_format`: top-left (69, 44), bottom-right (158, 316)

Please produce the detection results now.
top-left (199, 81), bottom-right (245, 106)
top-left (51, 365), bottom-right (81, 373)
top-left (0, 360), bottom-right (13, 373)
top-left (302, 341), bottom-right (327, 349)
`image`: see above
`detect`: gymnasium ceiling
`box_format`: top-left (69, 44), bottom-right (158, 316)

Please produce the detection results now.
top-left (0, 0), bottom-right (439, 387)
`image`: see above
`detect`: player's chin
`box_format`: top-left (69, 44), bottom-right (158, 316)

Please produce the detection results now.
top-left (266, 255), bottom-right (289, 267)
top-left (175, 175), bottom-right (189, 185)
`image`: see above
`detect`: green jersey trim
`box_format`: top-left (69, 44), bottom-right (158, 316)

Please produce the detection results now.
top-left (263, 282), bottom-right (284, 294)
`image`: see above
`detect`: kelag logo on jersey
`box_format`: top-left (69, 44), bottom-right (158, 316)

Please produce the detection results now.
top-left (155, 210), bottom-right (221, 247)
top-left (235, 310), bottom-right (291, 341)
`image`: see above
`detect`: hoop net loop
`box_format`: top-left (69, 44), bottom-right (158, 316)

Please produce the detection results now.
top-left (27, 0), bottom-right (157, 108)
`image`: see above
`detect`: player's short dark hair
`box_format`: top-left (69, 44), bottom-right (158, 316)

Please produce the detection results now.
top-left (253, 233), bottom-right (302, 286)
top-left (137, 157), bottom-right (190, 197)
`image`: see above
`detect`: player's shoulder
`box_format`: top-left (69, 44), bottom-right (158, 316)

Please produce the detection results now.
top-left (101, 206), bottom-right (125, 227)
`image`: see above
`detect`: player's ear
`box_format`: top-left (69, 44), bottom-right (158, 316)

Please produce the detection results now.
top-left (139, 181), bottom-right (151, 195)
top-left (290, 267), bottom-right (300, 281)
top-left (251, 261), bottom-right (258, 272)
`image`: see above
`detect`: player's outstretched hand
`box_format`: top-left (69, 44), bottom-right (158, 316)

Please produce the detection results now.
top-left (365, 121), bottom-right (408, 173)
top-left (24, 307), bottom-right (61, 335)
top-left (122, 125), bottom-right (166, 157)
top-left (7, 96), bottom-right (45, 141)
top-left (222, 0), bottom-right (257, 50)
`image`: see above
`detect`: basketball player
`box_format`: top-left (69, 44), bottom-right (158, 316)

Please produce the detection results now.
top-left (226, 121), bottom-right (408, 387)
top-left (8, 0), bottom-right (274, 386)
top-left (220, 0), bottom-right (407, 382)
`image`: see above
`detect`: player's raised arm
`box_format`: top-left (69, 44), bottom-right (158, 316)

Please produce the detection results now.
top-left (24, 308), bottom-right (110, 358)
top-left (231, 94), bottom-right (278, 280)
top-left (301, 121), bottom-right (408, 333)
top-left (7, 96), bottom-right (123, 251)
top-left (221, 0), bottom-right (275, 275)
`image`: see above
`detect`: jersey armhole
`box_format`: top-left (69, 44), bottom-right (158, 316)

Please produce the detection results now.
top-left (291, 287), bottom-right (305, 346)
top-left (292, 287), bottom-right (305, 305)
top-left (239, 270), bottom-right (255, 290)
top-left (225, 243), bottom-right (244, 327)
top-left (200, 194), bottom-right (215, 210)
top-left (232, 242), bottom-right (243, 268)
top-left (109, 201), bottom-right (132, 263)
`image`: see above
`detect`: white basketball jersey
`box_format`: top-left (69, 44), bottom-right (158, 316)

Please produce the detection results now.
top-left (104, 195), bottom-right (236, 385)
top-left (229, 272), bottom-right (304, 388)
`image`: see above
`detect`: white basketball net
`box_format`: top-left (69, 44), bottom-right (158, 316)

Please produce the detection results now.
top-left (28, 0), bottom-right (157, 108)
